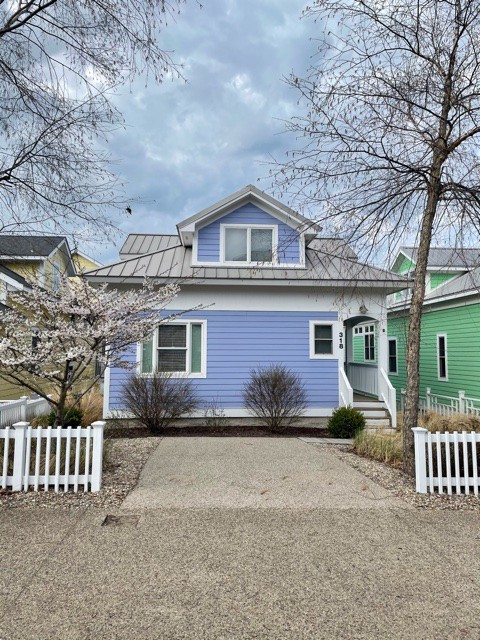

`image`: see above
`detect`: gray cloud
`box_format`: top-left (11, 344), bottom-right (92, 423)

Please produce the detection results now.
top-left (94, 0), bottom-right (313, 264)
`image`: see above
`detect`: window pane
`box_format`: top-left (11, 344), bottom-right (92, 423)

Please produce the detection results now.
top-left (389, 340), bottom-right (396, 357)
top-left (157, 349), bottom-right (187, 372)
top-left (315, 339), bottom-right (333, 355)
top-left (251, 228), bottom-right (273, 262)
top-left (191, 324), bottom-right (202, 373)
top-left (225, 228), bottom-right (247, 262)
top-left (438, 336), bottom-right (445, 357)
top-left (315, 325), bottom-right (332, 340)
top-left (141, 338), bottom-right (153, 373)
top-left (158, 324), bottom-right (186, 348)
top-left (389, 357), bottom-right (397, 374)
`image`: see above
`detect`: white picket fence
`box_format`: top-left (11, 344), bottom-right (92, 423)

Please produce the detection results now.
top-left (400, 388), bottom-right (480, 418)
top-left (0, 421), bottom-right (105, 492)
top-left (0, 395), bottom-right (52, 428)
top-left (412, 427), bottom-right (480, 496)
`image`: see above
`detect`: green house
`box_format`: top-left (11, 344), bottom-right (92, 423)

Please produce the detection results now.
top-left (387, 246), bottom-right (480, 412)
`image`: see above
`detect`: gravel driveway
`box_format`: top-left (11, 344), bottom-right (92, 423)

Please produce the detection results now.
top-left (121, 437), bottom-right (407, 510)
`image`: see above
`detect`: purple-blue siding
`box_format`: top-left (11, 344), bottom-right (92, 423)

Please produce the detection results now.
top-left (109, 310), bottom-right (339, 412)
top-left (197, 203), bottom-right (301, 264)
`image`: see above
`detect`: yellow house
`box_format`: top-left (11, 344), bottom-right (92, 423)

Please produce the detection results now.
top-left (71, 250), bottom-right (103, 275)
top-left (0, 235), bottom-right (77, 399)
top-left (0, 236), bottom-right (76, 292)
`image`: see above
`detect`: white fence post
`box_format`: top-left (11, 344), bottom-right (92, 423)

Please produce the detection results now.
top-left (12, 422), bottom-right (29, 492)
top-left (19, 396), bottom-right (28, 422)
top-left (459, 390), bottom-right (466, 414)
top-left (412, 427), bottom-right (428, 494)
top-left (426, 388), bottom-right (431, 411)
top-left (91, 421), bottom-right (106, 492)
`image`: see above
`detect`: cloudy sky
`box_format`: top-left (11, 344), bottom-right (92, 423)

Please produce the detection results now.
top-left (96, 0), bottom-right (315, 264)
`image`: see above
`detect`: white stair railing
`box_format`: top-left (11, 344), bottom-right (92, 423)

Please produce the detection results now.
top-left (379, 368), bottom-right (396, 430)
top-left (339, 365), bottom-right (353, 407)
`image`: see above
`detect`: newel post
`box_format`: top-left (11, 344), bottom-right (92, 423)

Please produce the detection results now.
top-left (426, 388), bottom-right (431, 410)
top-left (412, 427), bottom-right (428, 494)
top-left (459, 390), bottom-right (466, 414)
top-left (19, 396), bottom-right (28, 422)
top-left (12, 421), bottom-right (29, 492)
top-left (91, 421), bottom-right (106, 492)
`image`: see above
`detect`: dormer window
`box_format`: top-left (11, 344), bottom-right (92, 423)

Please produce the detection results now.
top-left (221, 224), bottom-right (276, 265)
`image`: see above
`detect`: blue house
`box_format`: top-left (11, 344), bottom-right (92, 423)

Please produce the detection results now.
top-left (86, 186), bottom-right (406, 427)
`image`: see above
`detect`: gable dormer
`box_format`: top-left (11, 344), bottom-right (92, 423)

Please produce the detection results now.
top-left (177, 185), bottom-right (320, 268)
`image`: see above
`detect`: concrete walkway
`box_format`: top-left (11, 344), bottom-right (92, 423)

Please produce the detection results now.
top-left (121, 437), bottom-right (406, 510)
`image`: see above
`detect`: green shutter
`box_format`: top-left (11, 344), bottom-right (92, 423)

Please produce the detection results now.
top-left (190, 324), bottom-right (202, 373)
top-left (141, 338), bottom-right (153, 373)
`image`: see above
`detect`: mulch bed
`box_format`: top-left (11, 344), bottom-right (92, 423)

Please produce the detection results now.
top-left (105, 424), bottom-right (331, 439)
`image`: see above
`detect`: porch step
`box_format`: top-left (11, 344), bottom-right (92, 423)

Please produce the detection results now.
top-left (353, 401), bottom-right (392, 430)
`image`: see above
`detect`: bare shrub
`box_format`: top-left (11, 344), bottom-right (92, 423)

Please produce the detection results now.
top-left (203, 396), bottom-right (227, 429)
top-left (243, 364), bottom-right (307, 431)
top-left (121, 373), bottom-right (199, 433)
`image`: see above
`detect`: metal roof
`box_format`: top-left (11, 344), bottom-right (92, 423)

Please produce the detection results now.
top-left (87, 234), bottom-right (406, 289)
top-left (176, 184), bottom-right (321, 235)
top-left (399, 246), bottom-right (480, 269)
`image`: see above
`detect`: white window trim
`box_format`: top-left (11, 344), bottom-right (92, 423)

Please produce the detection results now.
top-left (219, 223), bottom-right (278, 266)
top-left (137, 319), bottom-right (207, 379)
top-left (52, 261), bottom-right (60, 290)
top-left (309, 320), bottom-right (341, 359)
top-left (388, 337), bottom-right (398, 375)
top-left (437, 333), bottom-right (448, 381)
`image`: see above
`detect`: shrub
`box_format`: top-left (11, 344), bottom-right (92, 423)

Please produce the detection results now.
top-left (354, 430), bottom-right (403, 468)
top-left (48, 406), bottom-right (83, 427)
top-left (243, 364), bottom-right (307, 431)
top-left (203, 396), bottom-right (227, 428)
top-left (77, 386), bottom-right (103, 427)
top-left (328, 406), bottom-right (365, 438)
top-left (121, 372), bottom-right (199, 433)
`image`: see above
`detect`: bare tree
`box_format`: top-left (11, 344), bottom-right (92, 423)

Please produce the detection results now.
top-left (0, 0), bottom-right (187, 239)
top-left (273, 0), bottom-right (480, 474)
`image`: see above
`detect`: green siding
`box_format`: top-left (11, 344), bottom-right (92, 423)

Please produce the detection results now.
top-left (388, 302), bottom-right (480, 400)
top-left (352, 324), bottom-right (377, 364)
top-left (430, 272), bottom-right (457, 289)
top-left (393, 255), bottom-right (414, 274)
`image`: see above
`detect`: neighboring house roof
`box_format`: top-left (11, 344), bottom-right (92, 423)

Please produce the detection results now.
top-left (86, 234), bottom-right (406, 289)
top-left (397, 246), bottom-right (480, 269)
top-left (176, 185), bottom-right (322, 246)
top-left (0, 235), bottom-right (76, 276)
top-left (0, 235), bottom-right (67, 258)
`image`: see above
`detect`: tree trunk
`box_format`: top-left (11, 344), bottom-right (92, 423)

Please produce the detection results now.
top-left (402, 186), bottom-right (440, 475)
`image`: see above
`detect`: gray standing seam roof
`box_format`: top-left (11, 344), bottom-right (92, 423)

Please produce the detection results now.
top-left (399, 246), bottom-right (480, 269)
top-left (87, 233), bottom-right (406, 286)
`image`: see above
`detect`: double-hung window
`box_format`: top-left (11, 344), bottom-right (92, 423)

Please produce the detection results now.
top-left (140, 321), bottom-right (206, 377)
top-left (222, 225), bottom-right (275, 264)
top-left (364, 325), bottom-right (375, 362)
top-left (388, 338), bottom-right (398, 374)
top-left (437, 334), bottom-right (448, 381)
top-left (310, 321), bottom-right (336, 358)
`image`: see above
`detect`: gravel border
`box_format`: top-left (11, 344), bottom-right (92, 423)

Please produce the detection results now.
top-left (323, 444), bottom-right (480, 511)
top-left (0, 437), bottom-right (161, 510)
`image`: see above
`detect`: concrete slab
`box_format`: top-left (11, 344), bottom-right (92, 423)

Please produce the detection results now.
top-left (298, 436), bottom-right (354, 444)
top-left (121, 437), bottom-right (406, 510)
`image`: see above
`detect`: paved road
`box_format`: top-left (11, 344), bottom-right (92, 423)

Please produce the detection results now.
top-left (1, 438), bottom-right (479, 640)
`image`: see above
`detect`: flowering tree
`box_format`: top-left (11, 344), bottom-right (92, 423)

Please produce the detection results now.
top-left (0, 276), bottom-right (181, 426)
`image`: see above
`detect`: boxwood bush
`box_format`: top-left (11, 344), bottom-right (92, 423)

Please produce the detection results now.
top-left (328, 406), bottom-right (365, 438)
